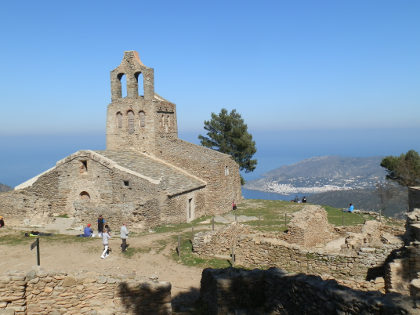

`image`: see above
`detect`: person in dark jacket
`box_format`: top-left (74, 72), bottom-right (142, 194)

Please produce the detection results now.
top-left (97, 215), bottom-right (105, 237)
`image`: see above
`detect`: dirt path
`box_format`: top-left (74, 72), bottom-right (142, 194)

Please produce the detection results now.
top-left (0, 227), bottom-right (204, 299)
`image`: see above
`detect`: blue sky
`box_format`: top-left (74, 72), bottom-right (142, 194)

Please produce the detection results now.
top-left (0, 0), bottom-right (419, 186)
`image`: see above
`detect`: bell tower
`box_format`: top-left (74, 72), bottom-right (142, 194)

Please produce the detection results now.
top-left (106, 51), bottom-right (178, 154)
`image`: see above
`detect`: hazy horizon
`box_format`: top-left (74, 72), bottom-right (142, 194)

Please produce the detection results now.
top-left (1, 127), bottom-right (419, 187)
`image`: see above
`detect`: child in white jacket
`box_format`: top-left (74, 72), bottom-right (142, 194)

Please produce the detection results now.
top-left (101, 228), bottom-right (111, 259)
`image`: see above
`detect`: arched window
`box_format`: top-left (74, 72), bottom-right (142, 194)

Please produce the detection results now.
top-left (118, 73), bottom-right (127, 98)
top-left (116, 112), bottom-right (123, 129)
top-left (127, 110), bottom-right (135, 134)
top-left (79, 191), bottom-right (90, 201)
top-left (135, 72), bottom-right (144, 97)
top-left (225, 166), bottom-right (229, 176)
top-left (139, 111), bottom-right (146, 127)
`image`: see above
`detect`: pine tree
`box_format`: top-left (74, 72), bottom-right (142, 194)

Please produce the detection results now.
top-left (380, 150), bottom-right (420, 187)
top-left (198, 108), bottom-right (257, 177)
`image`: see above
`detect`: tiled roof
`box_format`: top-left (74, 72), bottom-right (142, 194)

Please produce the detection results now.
top-left (95, 150), bottom-right (206, 196)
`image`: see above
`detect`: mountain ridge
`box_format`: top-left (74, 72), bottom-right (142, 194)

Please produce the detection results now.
top-left (245, 155), bottom-right (386, 194)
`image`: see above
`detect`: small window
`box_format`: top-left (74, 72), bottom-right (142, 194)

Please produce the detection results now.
top-left (139, 111), bottom-right (146, 127)
top-left (80, 191), bottom-right (90, 201)
top-left (123, 180), bottom-right (129, 187)
top-left (127, 110), bottom-right (135, 134)
top-left (116, 112), bottom-right (123, 128)
top-left (225, 166), bottom-right (229, 176)
top-left (80, 160), bottom-right (88, 173)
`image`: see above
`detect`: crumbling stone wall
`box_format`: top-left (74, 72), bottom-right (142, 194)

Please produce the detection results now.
top-left (281, 205), bottom-right (335, 247)
top-left (0, 269), bottom-right (171, 315)
top-left (193, 223), bottom-right (402, 283)
top-left (0, 190), bottom-right (53, 227)
top-left (199, 268), bottom-right (416, 315)
top-left (385, 208), bottom-right (420, 297)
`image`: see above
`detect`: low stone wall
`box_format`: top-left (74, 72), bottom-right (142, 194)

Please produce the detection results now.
top-left (193, 224), bottom-right (401, 282)
top-left (0, 268), bottom-right (171, 315)
top-left (199, 268), bottom-right (416, 315)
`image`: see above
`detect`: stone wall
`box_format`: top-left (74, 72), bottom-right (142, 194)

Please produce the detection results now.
top-left (0, 190), bottom-right (53, 227)
top-left (199, 268), bottom-right (416, 315)
top-left (281, 205), bottom-right (335, 247)
top-left (193, 223), bottom-right (401, 283)
top-left (385, 208), bottom-right (420, 296)
top-left (158, 139), bottom-right (242, 216)
top-left (0, 268), bottom-right (171, 315)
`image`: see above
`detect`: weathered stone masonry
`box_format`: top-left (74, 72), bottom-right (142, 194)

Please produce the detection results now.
top-left (199, 268), bottom-right (415, 315)
top-left (0, 269), bottom-right (171, 315)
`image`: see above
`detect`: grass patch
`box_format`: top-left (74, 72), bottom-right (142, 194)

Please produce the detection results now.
top-left (55, 214), bottom-right (69, 218)
top-left (122, 246), bottom-right (151, 258)
top-left (0, 233), bottom-right (33, 246)
top-left (323, 205), bottom-right (374, 226)
top-left (153, 239), bottom-right (169, 253)
top-left (172, 234), bottom-right (231, 268)
top-left (0, 232), bottom-right (98, 246)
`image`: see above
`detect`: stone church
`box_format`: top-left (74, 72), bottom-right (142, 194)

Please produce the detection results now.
top-left (1, 51), bottom-right (242, 229)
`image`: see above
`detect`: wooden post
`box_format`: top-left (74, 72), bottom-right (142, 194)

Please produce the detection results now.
top-left (284, 213), bottom-right (287, 229)
top-left (231, 245), bottom-right (235, 266)
top-left (30, 238), bottom-right (40, 266)
top-left (177, 236), bottom-right (181, 258)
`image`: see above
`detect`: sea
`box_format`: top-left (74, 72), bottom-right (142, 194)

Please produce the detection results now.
top-left (242, 188), bottom-right (308, 201)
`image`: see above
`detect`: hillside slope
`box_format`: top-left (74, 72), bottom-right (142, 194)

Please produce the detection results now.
top-left (245, 156), bottom-right (386, 194)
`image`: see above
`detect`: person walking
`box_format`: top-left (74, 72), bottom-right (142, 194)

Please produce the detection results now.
top-left (120, 223), bottom-right (129, 252)
top-left (97, 215), bottom-right (105, 237)
top-left (101, 228), bottom-right (111, 259)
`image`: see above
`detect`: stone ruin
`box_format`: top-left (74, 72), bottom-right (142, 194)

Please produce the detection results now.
top-left (385, 208), bottom-right (420, 298)
top-left (281, 205), bottom-right (335, 248)
top-left (192, 205), bottom-right (405, 292)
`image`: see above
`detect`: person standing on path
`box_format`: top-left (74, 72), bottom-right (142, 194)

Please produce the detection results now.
top-left (101, 228), bottom-right (111, 259)
top-left (97, 215), bottom-right (105, 237)
top-left (120, 223), bottom-right (129, 252)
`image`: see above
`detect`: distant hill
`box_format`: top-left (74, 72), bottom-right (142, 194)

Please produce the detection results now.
top-left (244, 156), bottom-right (386, 194)
top-left (0, 183), bottom-right (12, 192)
top-left (307, 185), bottom-right (408, 218)
top-left (244, 155), bottom-right (409, 217)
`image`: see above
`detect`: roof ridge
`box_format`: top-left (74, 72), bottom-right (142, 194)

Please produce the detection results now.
top-left (138, 151), bottom-right (207, 186)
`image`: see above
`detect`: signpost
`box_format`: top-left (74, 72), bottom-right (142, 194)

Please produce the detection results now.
top-left (30, 238), bottom-right (40, 266)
